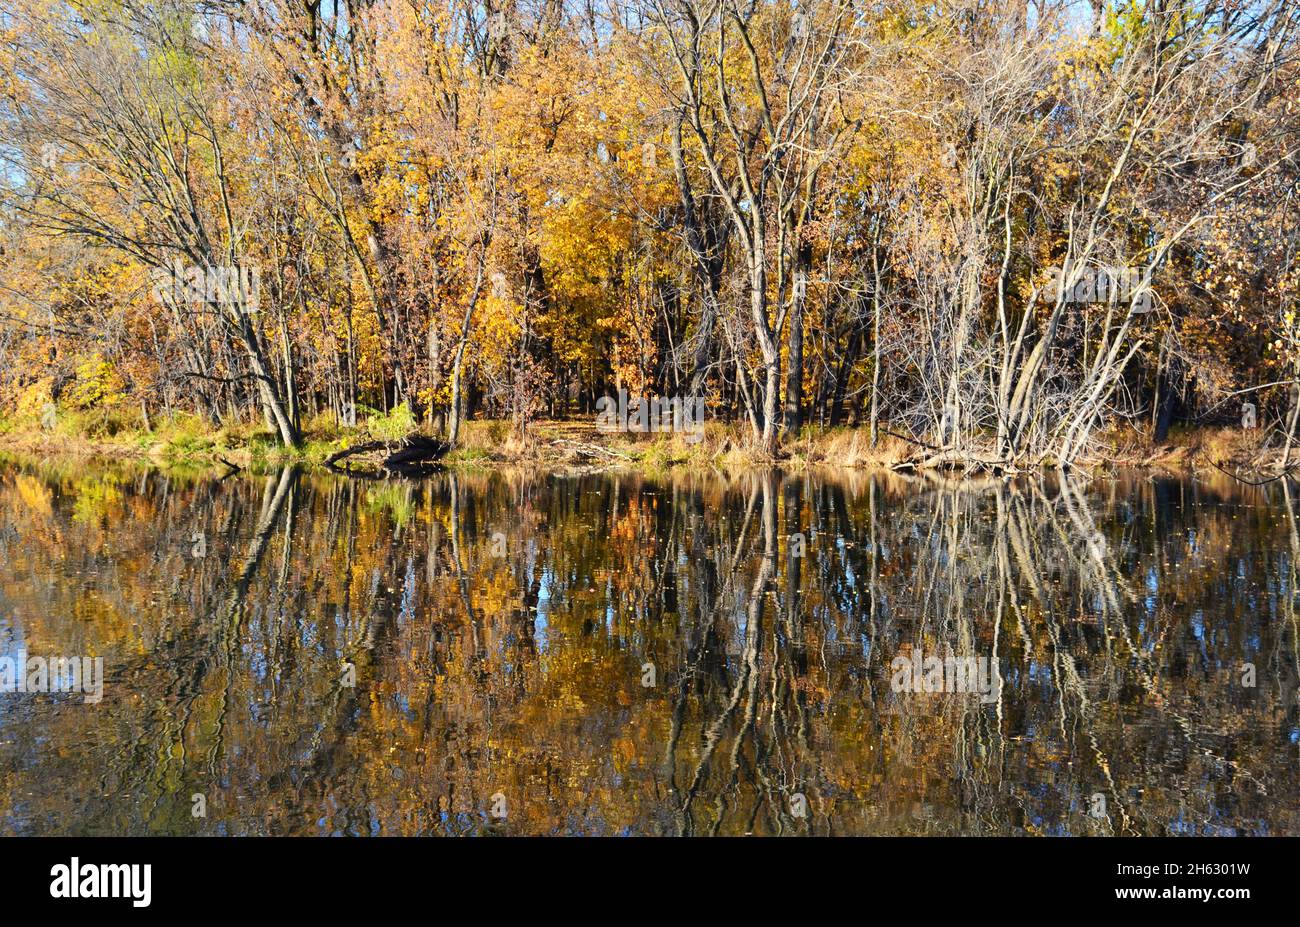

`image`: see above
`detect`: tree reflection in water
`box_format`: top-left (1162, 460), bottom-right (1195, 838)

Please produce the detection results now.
top-left (0, 459), bottom-right (1296, 835)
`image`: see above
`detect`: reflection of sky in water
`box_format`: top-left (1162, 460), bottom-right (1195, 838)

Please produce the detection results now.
top-left (535, 571), bottom-right (551, 651)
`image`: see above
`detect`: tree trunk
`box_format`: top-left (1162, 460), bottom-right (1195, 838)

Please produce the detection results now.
top-left (783, 242), bottom-right (811, 435)
top-left (231, 309), bottom-right (299, 447)
top-left (870, 246), bottom-right (884, 446)
top-left (750, 263), bottom-right (781, 454)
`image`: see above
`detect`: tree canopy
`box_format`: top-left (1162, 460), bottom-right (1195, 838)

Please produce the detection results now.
top-left (2, 0), bottom-right (1297, 465)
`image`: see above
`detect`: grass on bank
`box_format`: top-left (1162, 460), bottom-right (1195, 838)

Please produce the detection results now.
top-left (0, 401), bottom-right (1282, 474)
top-left (0, 401), bottom-right (909, 472)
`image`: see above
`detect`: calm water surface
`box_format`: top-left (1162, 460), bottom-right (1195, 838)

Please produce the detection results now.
top-left (0, 459), bottom-right (1297, 835)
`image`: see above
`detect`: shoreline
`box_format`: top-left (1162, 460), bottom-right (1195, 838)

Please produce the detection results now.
top-left (0, 420), bottom-right (1282, 480)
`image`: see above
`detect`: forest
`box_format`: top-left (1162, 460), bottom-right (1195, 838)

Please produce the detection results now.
top-left (1, 0), bottom-right (1298, 471)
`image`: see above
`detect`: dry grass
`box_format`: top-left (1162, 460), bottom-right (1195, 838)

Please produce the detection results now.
top-left (9, 411), bottom-right (1285, 477)
top-left (792, 428), bottom-right (913, 469)
top-left (1090, 423), bottom-right (1280, 472)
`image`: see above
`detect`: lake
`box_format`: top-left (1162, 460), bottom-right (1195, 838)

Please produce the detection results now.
top-left (0, 459), bottom-right (1296, 835)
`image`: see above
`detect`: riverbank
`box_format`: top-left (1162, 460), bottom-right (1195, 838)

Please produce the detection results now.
top-left (0, 412), bottom-right (1285, 478)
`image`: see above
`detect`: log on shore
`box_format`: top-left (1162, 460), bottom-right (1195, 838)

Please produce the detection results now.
top-left (325, 433), bottom-right (452, 475)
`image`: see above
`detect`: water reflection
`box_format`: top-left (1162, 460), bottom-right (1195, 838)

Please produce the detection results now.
top-left (0, 458), bottom-right (1296, 835)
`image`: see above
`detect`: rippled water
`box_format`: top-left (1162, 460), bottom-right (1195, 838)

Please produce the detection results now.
top-left (0, 458), bottom-right (1297, 835)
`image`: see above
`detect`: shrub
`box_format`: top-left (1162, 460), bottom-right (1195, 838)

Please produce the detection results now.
top-left (364, 402), bottom-right (417, 441)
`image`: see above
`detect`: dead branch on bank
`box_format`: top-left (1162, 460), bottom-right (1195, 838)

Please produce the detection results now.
top-left (325, 434), bottom-right (452, 476)
top-left (548, 438), bottom-right (635, 461)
